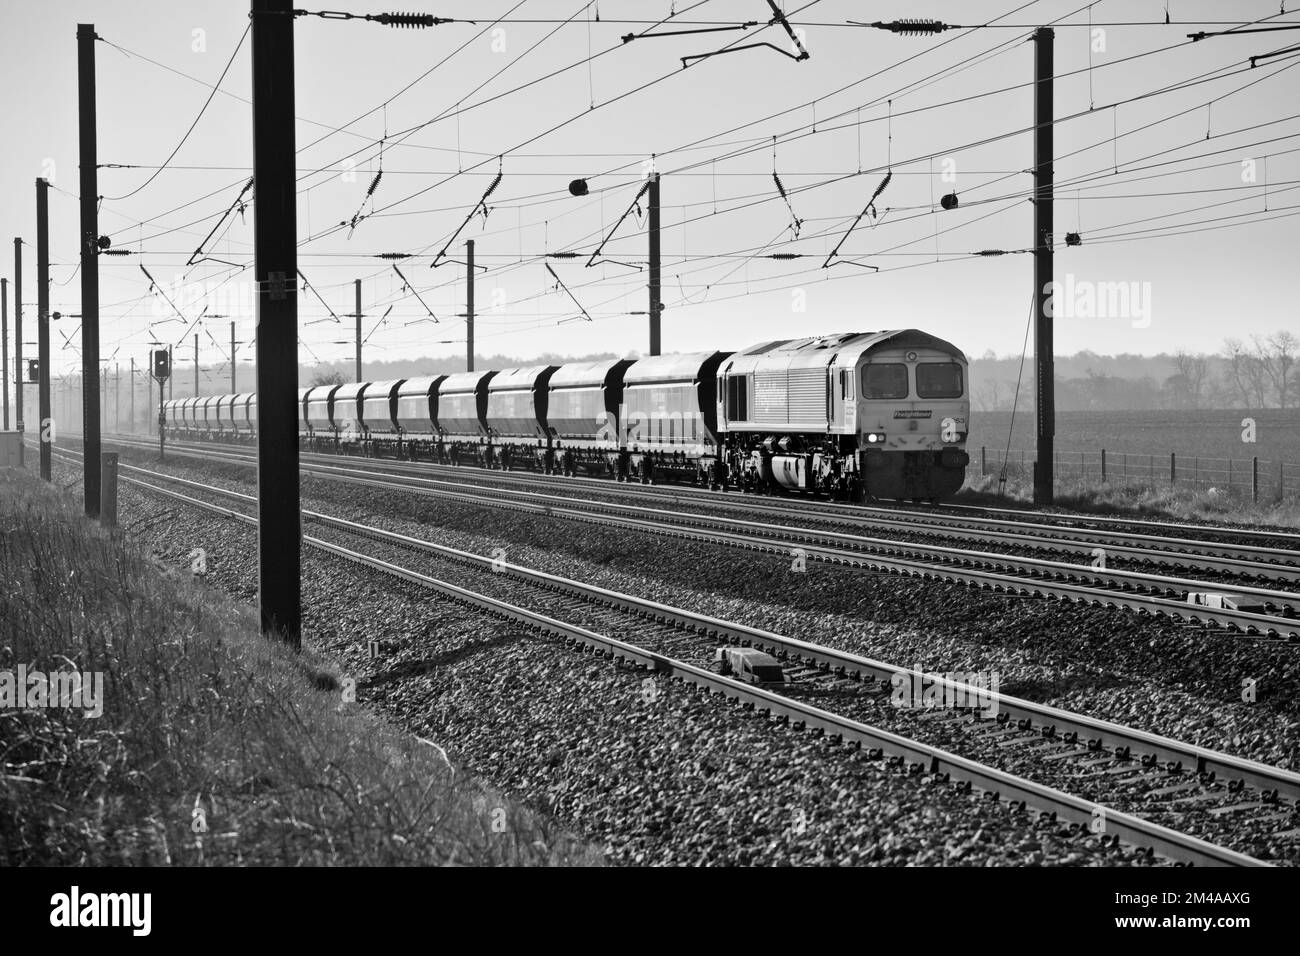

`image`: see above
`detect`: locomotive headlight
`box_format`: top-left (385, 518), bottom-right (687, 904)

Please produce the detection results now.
top-left (866, 432), bottom-right (886, 444)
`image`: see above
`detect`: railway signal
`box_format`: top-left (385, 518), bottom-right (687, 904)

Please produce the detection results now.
top-left (152, 347), bottom-right (169, 459)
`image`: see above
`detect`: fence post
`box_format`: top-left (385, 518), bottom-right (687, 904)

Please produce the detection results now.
top-left (1228, 458), bottom-right (1232, 491)
top-left (1170, 452), bottom-right (1176, 485)
top-left (1253, 456), bottom-right (1259, 503)
top-left (1281, 460), bottom-right (1286, 503)
top-left (981, 445), bottom-right (986, 476)
top-left (100, 453), bottom-right (118, 529)
top-left (1194, 457), bottom-right (1199, 488)
top-left (1101, 448), bottom-right (1106, 483)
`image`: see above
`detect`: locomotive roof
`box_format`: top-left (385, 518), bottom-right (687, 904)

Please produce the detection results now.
top-left (723, 329), bottom-right (966, 375)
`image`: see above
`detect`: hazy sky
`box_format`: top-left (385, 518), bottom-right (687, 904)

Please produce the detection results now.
top-left (0, 0), bottom-right (1296, 389)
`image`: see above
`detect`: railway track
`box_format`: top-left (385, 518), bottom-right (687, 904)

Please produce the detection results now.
top-left (52, 447), bottom-right (1293, 867)
top-left (76, 437), bottom-right (1300, 638)
top-left (83, 433), bottom-right (1300, 582)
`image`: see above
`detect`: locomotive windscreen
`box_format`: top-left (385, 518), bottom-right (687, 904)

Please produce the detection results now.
top-left (916, 362), bottom-right (964, 399)
top-left (863, 363), bottom-right (908, 399)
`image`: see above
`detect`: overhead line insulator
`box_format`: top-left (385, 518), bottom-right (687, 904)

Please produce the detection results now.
top-left (373, 12), bottom-right (439, 28)
top-left (869, 19), bottom-right (954, 36)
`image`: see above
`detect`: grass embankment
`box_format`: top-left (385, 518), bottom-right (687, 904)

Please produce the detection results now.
top-left (959, 474), bottom-right (1300, 527)
top-left (0, 468), bottom-right (595, 866)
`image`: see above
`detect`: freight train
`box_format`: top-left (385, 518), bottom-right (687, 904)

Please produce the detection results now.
top-left (163, 329), bottom-right (970, 502)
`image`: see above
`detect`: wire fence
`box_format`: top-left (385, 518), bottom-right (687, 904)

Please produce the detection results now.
top-left (969, 447), bottom-right (1300, 502)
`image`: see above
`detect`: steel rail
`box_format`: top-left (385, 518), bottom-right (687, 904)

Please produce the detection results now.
top-left (118, 448), bottom-right (1300, 606)
top-left (61, 442), bottom-right (1300, 639)
top-left (204, 458), bottom-right (1300, 634)
top-left (76, 432), bottom-right (1300, 559)
top-left (90, 463), bottom-right (1273, 867)
top-left (57, 448), bottom-right (1300, 807)
top-left (62, 436), bottom-right (1300, 591)
top-left (206, 435), bottom-right (1300, 550)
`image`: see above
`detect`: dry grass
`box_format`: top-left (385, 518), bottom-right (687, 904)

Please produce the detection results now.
top-left (960, 473), bottom-right (1300, 528)
top-left (0, 468), bottom-right (599, 866)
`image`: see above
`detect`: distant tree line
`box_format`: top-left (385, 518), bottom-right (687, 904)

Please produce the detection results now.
top-left (971, 331), bottom-right (1299, 412)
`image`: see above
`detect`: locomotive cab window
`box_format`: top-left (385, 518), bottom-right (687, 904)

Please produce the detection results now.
top-left (862, 363), bottom-right (908, 400)
top-left (725, 375), bottom-right (748, 421)
top-left (916, 362), bottom-right (964, 399)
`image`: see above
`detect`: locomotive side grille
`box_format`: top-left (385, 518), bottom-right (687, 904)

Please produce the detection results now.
top-left (752, 370), bottom-right (788, 424)
top-left (787, 368), bottom-right (826, 426)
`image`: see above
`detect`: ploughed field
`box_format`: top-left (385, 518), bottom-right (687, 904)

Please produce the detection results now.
top-left (972, 409), bottom-right (1300, 464)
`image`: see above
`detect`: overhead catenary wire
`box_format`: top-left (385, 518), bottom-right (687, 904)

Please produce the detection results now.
top-left (101, 23), bottom-right (251, 202)
top-left (65, 0), bottom-right (1300, 364)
